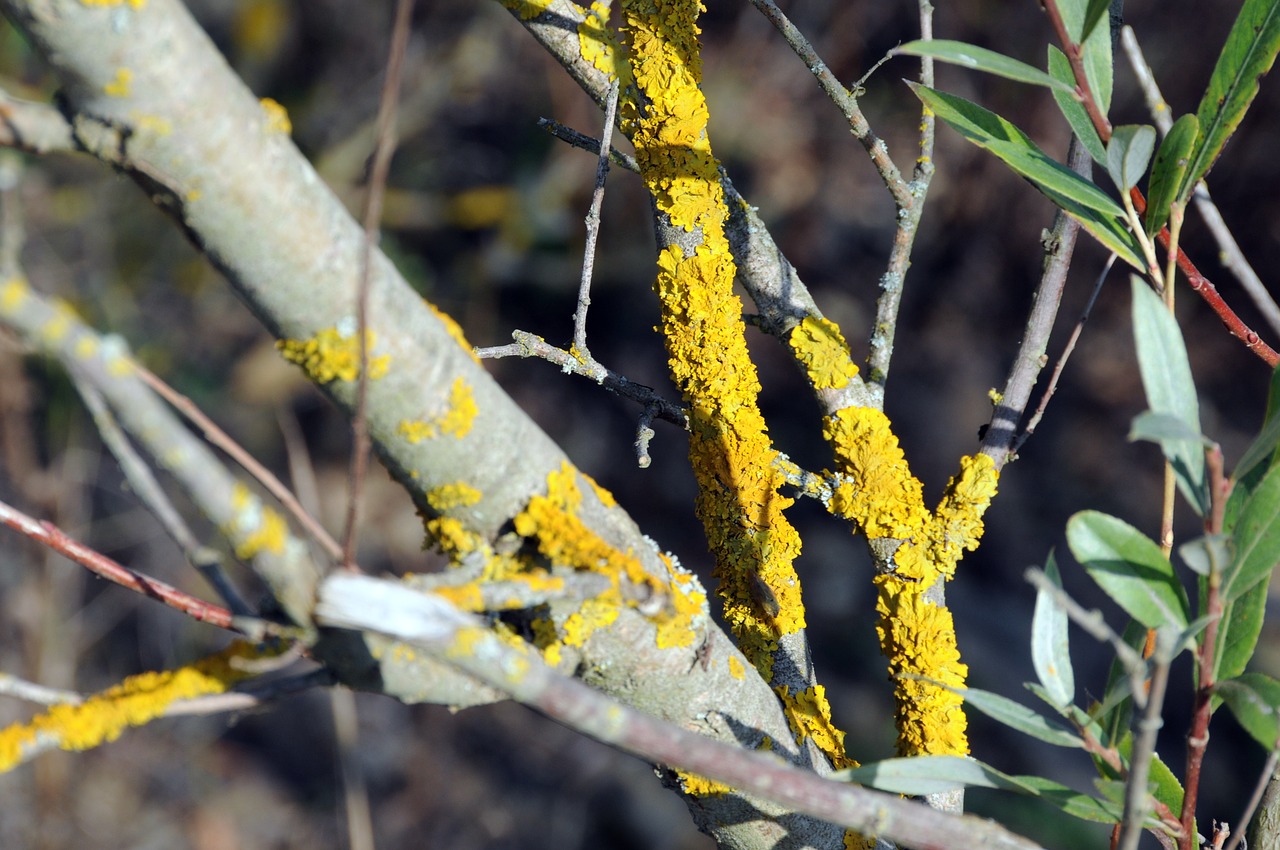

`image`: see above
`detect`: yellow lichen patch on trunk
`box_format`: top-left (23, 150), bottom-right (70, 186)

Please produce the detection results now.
top-left (426, 482), bottom-right (483, 512)
top-left (226, 482), bottom-right (288, 559)
top-left (788, 317), bottom-right (860, 390)
top-left (825, 405), bottom-right (999, 756)
top-left (398, 377), bottom-right (477, 442)
top-left (277, 326), bottom-right (390, 384)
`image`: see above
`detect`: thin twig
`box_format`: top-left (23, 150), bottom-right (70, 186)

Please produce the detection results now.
top-left (1039, 0), bottom-right (1111, 139)
top-left (867, 0), bottom-right (936, 389)
top-left (538, 118), bottom-right (639, 173)
top-left (572, 80), bottom-right (620, 359)
top-left (1119, 26), bottom-right (1280, 339)
top-left (0, 497), bottom-right (238, 632)
top-left (478, 330), bottom-right (688, 429)
top-left (134, 365), bottom-right (344, 562)
top-left (71, 372), bottom-right (253, 616)
top-left (0, 673), bottom-right (82, 705)
top-left (1117, 636), bottom-right (1173, 850)
top-left (163, 668), bottom-right (333, 716)
top-left (344, 0), bottom-right (416, 572)
top-left (744, 0), bottom-right (912, 209)
top-left (1235, 749), bottom-right (1280, 850)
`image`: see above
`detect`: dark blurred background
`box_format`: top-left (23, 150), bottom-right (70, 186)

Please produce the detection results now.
top-left (1, 1), bottom-right (1278, 848)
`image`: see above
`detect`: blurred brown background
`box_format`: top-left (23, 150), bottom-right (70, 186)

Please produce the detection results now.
top-left (1, 1), bottom-right (1277, 848)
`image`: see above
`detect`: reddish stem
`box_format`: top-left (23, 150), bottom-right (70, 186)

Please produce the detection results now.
top-left (0, 498), bottom-right (235, 630)
top-left (1039, 1), bottom-right (1112, 141)
top-left (1130, 190), bottom-right (1279, 367)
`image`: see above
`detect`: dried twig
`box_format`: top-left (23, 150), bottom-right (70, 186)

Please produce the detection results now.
top-left (572, 80), bottom-right (620, 359)
top-left (345, 0), bottom-right (417, 571)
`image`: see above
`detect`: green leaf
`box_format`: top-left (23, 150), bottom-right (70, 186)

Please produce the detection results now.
top-left (1147, 752), bottom-right (1186, 817)
top-left (1183, 0), bottom-right (1280, 199)
top-left (1129, 410), bottom-right (1205, 446)
top-left (1178, 534), bottom-right (1230, 577)
top-left (1215, 574), bottom-right (1269, 684)
top-left (1067, 510), bottom-right (1190, 629)
top-left (1081, 0), bottom-right (1112, 44)
top-left (1218, 673), bottom-right (1280, 749)
top-left (1056, 0), bottom-right (1114, 110)
top-left (910, 84), bottom-right (1145, 269)
top-left (1032, 552), bottom-right (1075, 708)
top-left (1105, 125), bottom-right (1156, 192)
top-left (1232, 364), bottom-right (1280, 485)
top-left (1145, 114), bottom-right (1198, 234)
top-left (895, 40), bottom-right (1076, 93)
top-left (961, 685), bottom-right (1085, 748)
top-left (1132, 278), bottom-right (1210, 515)
top-left (1049, 46), bottom-right (1107, 165)
top-left (841, 757), bottom-right (1129, 825)
top-left (1226, 462), bottom-right (1280, 602)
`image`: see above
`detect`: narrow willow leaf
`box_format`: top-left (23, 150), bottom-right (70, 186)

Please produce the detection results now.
top-left (1129, 410), bottom-right (1205, 445)
top-left (1056, 0), bottom-right (1114, 110)
top-left (1183, 0), bottom-right (1280, 199)
top-left (1218, 673), bottom-right (1280, 749)
top-left (961, 685), bottom-right (1085, 747)
top-left (1105, 125), bottom-right (1156, 192)
top-left (1232, 364), bottom-right (1280, 485)
top-left (1015, 775), bottom-right (1125, 824)
top-left (1067, 510), bottom-right (1190, 629)
top-left (1178, 534), bottom-right (1231, 577)
top-left (838, 755), bottom-right (1036, 795)
top-left (1226, 462), bottom-right (1280, 602)
top-left (908, 84), bottom-right (1122, 216)
top-left (908, 85), bottom-right (1144, 268)
top-left (1145, 114), bottom-right (1198, 235)
top-left (1147, 752), bottom-right (1186, 816)
top-left (896, 40), bottom-right (1075, 93)
top-left (1049, 46), bottom-right (1106, 165)
top-left (1081, 0), bottom-right (1111, 43)
top-left (1132, 279), bottom-right (1209, 515)
top-left (1032, 553), bottom-right (1075, 708)
top-left (1215, 574), bottom-right (1269, 684)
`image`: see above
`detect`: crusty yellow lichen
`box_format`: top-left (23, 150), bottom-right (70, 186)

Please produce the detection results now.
top-left (824, 406), bottom-right (999, 756)
top-left (276, 326), bottom-right (390, 384)
top-left (727, 654), bottom-right (745, 680)
top-left (777, 684), bottom-right (855, 769)
top-left (622, 0), bottom-right (807, 685)
top-left (226, 482), bottom-right (288, 560)
top-left (426, 482), bottom-right (483, 512)
top-left (103, 68), bottom-right (132, 98)
top-left (497, 0), bottom-right (553, 21)
top-left (427, 301), bottom-right (481, 365)
top-left (0, 641), bottom-right (279, 772)
top-left (40, 298), bottom-right (78, 345)
top-left (676, 770), bottom-right (732, 797)
top-left (259, 97), bottom-right (292, 135)
top-left (0, 276), bottom-right (29, 313)
top-left (398, 377), bottom-right (477, 443)
top-left (578, 0), bottom-right (625, 79)
top-left (788, 316), bottom-right (860, 390)
top-left (653, 561), bottom-right (706, 651)
top-left (80, 0), bottom-right (145, 6)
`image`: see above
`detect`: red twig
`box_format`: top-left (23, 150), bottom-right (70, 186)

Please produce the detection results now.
top-left (1039, 0), bottom-right (1111, 140)
top-left (1181, 447), bottom-right (1229, 848)
top-left (1040, 0), bottom-right (1279, 368)
top-left (0, 497), bottom-right (234, 630)
top-left (1130, 190), bottom-right (1280, 367)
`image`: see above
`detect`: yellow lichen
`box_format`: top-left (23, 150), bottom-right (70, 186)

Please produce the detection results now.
top-left (133, 114), bottom-right (173, 136)
top-left (497, 0), bottom-right (553, 21)
top-left (398, 377), bottom-right (477, 443)
top-left (578, 0), bottom-right (624, 79)
top-left (777, 684), bottom-right (855, 769)
top-left (276, 326), bottom-right (390, 384)
top-left (259, 97), bottom-right (291, 135)
top-left (103, 68), bottom-right (132, 98)
top-left (561, 598), bottom-right (619, 647)
top-left (653, 564), bottom-right (706, 650)
top-left (80, 0), bottom-right (145, 6)
top-left (0, 642), bottom-right (278, 772)
top-left (0, 277), bottom-right (29, 313)
top-left (622, 0), bottom-right (807, 684)
top-left (427, 301), bottom-right (481, 365)
top-left (788, 317), bottom-right (860, 390)
top-left (426, 482), bottom-right (483, 512)
top-left (676, 770), bottom-right (732, 797)
top-left (227, 482), bottom-right (288, 559)
top-left (432, 583), bottom-right (484, 612)
top-left (40, 299), bottom-right (78, 344)
top-left (727, 654), bottom-right (745, 680)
